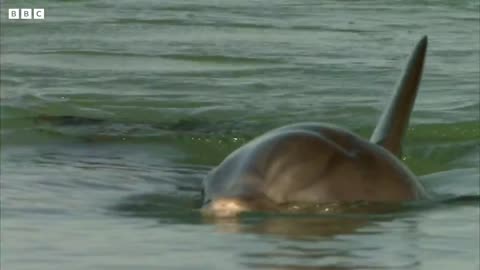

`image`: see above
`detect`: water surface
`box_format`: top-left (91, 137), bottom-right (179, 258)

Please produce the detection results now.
top-left (1, 0), bottom-right (479, 269)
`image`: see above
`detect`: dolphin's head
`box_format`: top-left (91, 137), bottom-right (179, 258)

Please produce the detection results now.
top-left (200, 167), bottom-right (277, 217)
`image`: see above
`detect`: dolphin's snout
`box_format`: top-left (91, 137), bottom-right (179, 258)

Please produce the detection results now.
top-left (201, 197), bottom-right (251, 217)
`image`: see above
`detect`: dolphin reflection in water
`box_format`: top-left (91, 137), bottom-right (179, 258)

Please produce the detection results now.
top-left (201, 36), bottom-right (430, 217)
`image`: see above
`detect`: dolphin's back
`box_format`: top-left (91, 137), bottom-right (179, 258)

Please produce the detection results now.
top-left (370, 36), bottom-right (428, 156)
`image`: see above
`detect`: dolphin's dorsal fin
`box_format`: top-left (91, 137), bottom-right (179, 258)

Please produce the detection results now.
top-left (370, 36), bottom-right (428, 156)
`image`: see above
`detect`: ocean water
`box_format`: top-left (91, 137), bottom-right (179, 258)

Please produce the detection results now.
top-left (1, 0), bottom-right (479, 269)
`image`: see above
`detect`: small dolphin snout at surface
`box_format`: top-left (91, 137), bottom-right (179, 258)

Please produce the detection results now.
top-left (201, 36), bottom-right (430, 217)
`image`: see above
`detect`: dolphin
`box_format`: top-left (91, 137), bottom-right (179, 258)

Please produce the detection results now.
top-left (201, 36), bottom-right (430, 217)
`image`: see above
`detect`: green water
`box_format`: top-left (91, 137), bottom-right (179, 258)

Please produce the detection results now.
top-left (1, 0), bottom-right (479, 269)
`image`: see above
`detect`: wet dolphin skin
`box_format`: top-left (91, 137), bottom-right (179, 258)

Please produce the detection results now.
top-left (202, 37), bottom-right (429, 217)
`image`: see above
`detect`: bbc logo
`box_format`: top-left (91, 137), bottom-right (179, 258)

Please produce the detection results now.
top-left (8, 9), bottom-right (45, 20)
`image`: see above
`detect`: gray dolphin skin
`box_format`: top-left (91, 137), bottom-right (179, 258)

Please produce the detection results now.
top-left (201, 36), bottom-right (429, 217)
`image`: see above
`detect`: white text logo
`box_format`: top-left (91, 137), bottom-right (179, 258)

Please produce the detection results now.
top-left (8, 9), bottom-right (45, 20)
